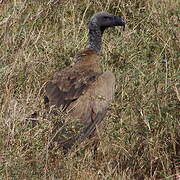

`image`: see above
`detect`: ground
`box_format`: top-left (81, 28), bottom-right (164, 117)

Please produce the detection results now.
top-left (0, 0), bottom-right (179, 179)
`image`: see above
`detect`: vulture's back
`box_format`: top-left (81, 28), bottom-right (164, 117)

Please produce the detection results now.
top-left (45, 49), bottom-right (102, 110)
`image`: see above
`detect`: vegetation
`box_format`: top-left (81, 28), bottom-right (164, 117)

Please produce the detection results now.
top-left (0, 0), bottom-right (179, 179)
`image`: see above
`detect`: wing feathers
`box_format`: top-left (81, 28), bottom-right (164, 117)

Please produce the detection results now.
top-left (67, 71), bottom-right (115, 124)
top-left (45, 49), bottom-right (115, 151)
top-left (45, 50), bottom-right (102, 109)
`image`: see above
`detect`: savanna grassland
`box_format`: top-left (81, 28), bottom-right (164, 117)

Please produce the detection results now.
top-left (0, 0), bottom-right (179, 179)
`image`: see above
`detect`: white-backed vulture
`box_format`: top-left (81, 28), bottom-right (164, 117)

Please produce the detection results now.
top-left (45, 12), bottom-right (125, 151)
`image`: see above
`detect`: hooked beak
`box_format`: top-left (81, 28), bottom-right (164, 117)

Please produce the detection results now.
top-left (114, 16), bottom-right (125, 31)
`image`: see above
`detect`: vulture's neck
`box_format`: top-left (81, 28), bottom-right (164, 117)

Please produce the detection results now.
top-left (88, 26), bottom-right (103, 53)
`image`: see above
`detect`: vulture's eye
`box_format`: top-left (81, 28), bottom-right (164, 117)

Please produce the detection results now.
top-left (103, 16), bottom-right (111, 20)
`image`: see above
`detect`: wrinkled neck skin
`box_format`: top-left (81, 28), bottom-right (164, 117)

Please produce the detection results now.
top-left (88, 25), bottom-right (104, 53)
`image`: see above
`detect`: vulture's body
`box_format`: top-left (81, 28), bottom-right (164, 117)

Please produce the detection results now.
top-left (45, 12), bottom-right (125, 150)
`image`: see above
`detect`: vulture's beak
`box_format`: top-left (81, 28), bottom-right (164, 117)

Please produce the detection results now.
top-left (114, 16), bottom-right (125, 31)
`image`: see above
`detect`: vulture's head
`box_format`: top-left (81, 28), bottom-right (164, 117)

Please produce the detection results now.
top-left (89, 12), bottom-right (125, 33)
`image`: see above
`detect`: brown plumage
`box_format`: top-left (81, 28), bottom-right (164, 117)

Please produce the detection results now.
top-left (45, 12), bottom-right (125, 151)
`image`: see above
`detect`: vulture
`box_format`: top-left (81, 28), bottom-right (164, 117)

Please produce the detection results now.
top-left (45, 12), bottom-right (125, 151)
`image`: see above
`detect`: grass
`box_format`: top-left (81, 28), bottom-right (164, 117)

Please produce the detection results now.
top-left (0, 0), bottom-right (179, 179)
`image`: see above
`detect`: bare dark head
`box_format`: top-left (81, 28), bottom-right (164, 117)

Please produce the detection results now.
top-left (89, 12), bottom-right (125, 33)
top-left (88, 12), bottom-right (125, 52)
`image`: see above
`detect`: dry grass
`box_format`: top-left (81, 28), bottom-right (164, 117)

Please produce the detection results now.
top-left (0, 0), bottom-right (179, 179)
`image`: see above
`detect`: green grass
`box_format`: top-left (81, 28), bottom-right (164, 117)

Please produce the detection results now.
top-left (0, 0), bottom-right (179, 179)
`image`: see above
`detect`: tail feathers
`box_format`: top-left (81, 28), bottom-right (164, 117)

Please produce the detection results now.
top-left (56, 110), bottom-right (107, 153)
